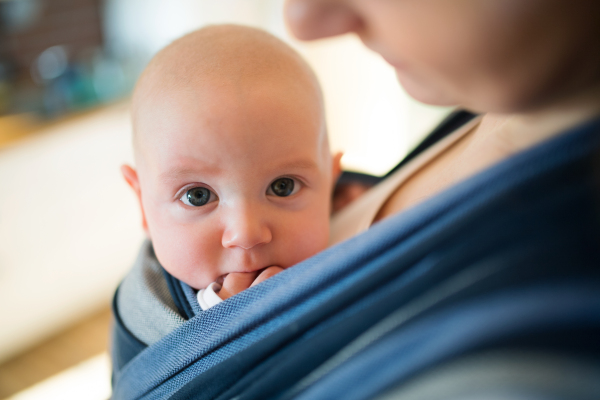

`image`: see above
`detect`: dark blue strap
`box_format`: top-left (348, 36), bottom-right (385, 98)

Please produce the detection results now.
top-left (163, 267), bottom-right (196, 320)
top-left (335, 110), bottom-right (477, 185)
top-left (385, 110), bottom-right (478, 177)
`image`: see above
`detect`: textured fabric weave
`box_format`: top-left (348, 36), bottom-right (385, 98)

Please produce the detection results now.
top-left (117, 241), bottom-right (186, 345)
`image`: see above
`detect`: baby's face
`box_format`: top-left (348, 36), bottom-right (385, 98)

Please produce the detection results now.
top-left (133, 81), bottom-right (333, 289)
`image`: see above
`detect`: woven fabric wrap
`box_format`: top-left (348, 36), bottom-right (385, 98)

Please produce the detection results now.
top-left (112, 117), bottom-right (600, 400)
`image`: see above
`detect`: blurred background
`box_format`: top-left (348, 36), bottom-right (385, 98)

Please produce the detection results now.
top-left (0, 0), bottom-right (449, 398)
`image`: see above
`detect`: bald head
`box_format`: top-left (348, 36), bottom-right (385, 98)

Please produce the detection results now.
top-left (122, 25), bottom-right (340, 288)
top-left (132, 24), bottom-right (325, 160)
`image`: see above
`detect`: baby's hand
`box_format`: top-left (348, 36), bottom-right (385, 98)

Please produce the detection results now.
top-left (218, 266), bottom-right (284, 300)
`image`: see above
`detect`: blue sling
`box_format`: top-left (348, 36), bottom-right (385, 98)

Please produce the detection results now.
top-left (111, 116), bottom-right (600, 400)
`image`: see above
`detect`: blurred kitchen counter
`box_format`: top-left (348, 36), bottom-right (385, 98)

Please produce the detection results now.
top-left (0, 114), bottom-right (40, 148)
top-left (0, 106), bottom-right (122, 149)
top-left (0, 307), bottom-right (111, 398)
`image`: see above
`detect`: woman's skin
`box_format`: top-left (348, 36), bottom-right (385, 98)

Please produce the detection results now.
top-left (285, 0), bottom-right (600, 220)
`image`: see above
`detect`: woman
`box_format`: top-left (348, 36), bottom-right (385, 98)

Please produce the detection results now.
top-left (286, 0), bottom-right (600, 243)
top-left (280, 1), bottom-right (600, 398)
top-left (111, 2), bottom-right (600, 399)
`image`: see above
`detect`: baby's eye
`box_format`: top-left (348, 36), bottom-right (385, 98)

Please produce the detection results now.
top-left (268, 177), bottom-right (299, 197)
top-left (180, 187), bottom-right (217, 207)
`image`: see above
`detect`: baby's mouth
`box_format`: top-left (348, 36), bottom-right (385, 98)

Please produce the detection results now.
top-left (215, 265), bottom-right (280, 285)
top-left (215, 274), bottom-right (226, 286)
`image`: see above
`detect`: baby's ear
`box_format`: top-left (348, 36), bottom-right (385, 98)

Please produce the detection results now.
top-left (121, 165), bottom-right (148, 232)
top-left (331, 152), bottom-right (343, 186)
top-left (121, 164), bottom-right (140, 194)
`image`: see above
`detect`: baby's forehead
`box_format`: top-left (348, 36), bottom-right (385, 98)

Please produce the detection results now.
top-left (132, 25), bottom-right (324, 161)
top-left (135, 24), bottom-right (319, 103)
top-left (137, 82), bottom-right (324, 155)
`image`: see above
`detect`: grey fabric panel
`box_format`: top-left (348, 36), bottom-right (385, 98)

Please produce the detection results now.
top-left (117, 240), bottom-right (186, 345)
top-left (376, 351), bottom-right (600, 400)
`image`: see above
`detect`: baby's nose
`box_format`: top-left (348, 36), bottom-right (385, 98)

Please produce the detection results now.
top-left (221, 207), bottom-right (272, 250)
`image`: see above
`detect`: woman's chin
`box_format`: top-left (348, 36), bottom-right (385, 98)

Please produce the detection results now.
top-left (396, 71), bottom-right (458, 107)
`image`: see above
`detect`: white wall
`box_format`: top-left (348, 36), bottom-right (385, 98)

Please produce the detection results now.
top-left (0, 104), bottom-right (144, 362)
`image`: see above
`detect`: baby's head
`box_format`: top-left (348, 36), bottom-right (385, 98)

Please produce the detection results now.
top-left (122, 24), bottom-right (340, 290)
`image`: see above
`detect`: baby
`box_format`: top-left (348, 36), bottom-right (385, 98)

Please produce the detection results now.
top-left (121, 25), bottom-right (340, 311)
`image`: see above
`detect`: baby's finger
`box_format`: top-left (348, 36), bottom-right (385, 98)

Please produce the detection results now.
top-left (250, 266), bottom-right (284, 287)
top-left (219, 271), bottom-right (259, 299)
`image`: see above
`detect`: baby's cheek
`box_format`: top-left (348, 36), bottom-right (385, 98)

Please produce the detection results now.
top-left (186, 228), bottom-right (226, 288)
top-left (282, 214), bottom-right (329, 266)
top-left (152, 221), bottom-right (224, 290)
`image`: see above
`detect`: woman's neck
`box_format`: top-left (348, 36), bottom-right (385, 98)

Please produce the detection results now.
top-left (478, 84), bottom-right (600, 154)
